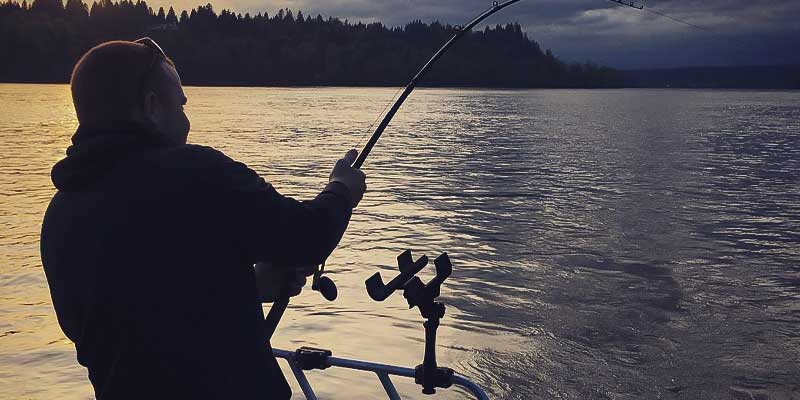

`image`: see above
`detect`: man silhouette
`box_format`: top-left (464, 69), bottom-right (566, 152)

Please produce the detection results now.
top-left (40, 39), bottom-right (366, 399)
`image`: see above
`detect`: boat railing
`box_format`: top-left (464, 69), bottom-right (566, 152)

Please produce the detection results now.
top-left (267, 250), bottom-right (488, 399)
top-left (273, 347), bottom-right (490, 400)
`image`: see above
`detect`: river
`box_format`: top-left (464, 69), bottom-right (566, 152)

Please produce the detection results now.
top-left (0, 84), bottom-right (798, 399)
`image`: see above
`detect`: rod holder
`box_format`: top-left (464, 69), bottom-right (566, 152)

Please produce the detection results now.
top-left (365, 250), bottom-right (455, 395)
top-left (365, 250), bottom-right (429, 301)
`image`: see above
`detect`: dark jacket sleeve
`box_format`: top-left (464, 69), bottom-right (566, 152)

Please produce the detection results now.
top-left (193, 146), bottom-right (353, 267)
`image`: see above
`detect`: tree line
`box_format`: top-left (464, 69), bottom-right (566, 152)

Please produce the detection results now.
top-left (0, 0), bottom-right (623, 87)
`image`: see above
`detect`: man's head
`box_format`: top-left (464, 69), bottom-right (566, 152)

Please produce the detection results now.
top-left (70, 39), bottom-right (190, 145)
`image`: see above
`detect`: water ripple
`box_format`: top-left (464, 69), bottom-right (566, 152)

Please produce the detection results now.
top-left (1, 85), bottom-right (799, 399)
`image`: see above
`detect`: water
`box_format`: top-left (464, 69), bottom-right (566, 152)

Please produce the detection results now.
top-left (1, 84), bottom-right (798, 399)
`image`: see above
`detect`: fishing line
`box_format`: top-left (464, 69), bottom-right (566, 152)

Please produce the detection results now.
top-left (608, 0), bottom-right (722, 36)
top-left (351, 2), bottom-right (500, 152)
top-left (643, 7), bottom-right (716, 34)
top-left (608, 0), bottom-right (761, 60)
top-left (353, 85), bottom-right (405, 150)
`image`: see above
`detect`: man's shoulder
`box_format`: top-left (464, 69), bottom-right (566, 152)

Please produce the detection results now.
top-left (152, 144), bottom-right (265, 189)
top-left (149, 144), bottom-right (248, 175)
top-left (159, 144), bottom-right (233, 166)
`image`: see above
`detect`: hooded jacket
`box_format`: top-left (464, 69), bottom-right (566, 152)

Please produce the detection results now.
top-left (40, 124), bottom-right (353, 400)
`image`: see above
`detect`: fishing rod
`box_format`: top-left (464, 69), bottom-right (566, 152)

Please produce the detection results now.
top-left (607, 0), bottom-right (642, 11)
top-left (266, 0), bottom-right (524, 340)
top-left (353, 0), bottom-right (523, 169)
top-left (607, 0), bottom-right (716, 33)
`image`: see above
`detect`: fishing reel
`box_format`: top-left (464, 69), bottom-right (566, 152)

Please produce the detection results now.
top-left (312, 262), bottom-right (338, 301)
top-left (253, 262), bottom-right (337, 302)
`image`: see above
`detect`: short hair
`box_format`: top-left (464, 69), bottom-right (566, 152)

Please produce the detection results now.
top-left (70, 40), bottom-right (176, 127)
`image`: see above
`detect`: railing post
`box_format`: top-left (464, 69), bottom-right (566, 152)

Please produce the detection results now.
top-left (286, 359), bottom-right (317, 400)
top-left (376, 372), bottom-right (402, 400)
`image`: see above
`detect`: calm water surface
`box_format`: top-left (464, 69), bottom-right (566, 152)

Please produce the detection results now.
top-left (1, 84), bottom-right (798, 399)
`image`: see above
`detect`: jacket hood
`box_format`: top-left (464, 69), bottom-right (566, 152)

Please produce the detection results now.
top-left (51, 124), bottom-right (168, 191)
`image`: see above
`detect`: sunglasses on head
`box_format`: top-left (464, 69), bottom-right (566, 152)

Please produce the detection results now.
top-left (134, 37), bottom-right (168, 101)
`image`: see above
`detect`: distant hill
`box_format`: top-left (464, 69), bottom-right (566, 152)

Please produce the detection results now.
top-left (3, 0), bottom-right (796, 89)
top-left (0, 0), bottom-right (621, 88)
top-left (623, 65), bottom-right (800, 89)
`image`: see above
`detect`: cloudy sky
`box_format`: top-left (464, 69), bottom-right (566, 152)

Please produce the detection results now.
top-left (151, 0), bottom-right (800, 69)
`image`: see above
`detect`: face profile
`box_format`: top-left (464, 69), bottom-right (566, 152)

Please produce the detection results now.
top-left (68, 39), bottom-right (189, 145)
top-left (141, 61), bottom-right (190, 145)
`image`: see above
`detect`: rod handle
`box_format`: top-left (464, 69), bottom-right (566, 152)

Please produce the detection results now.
top-left (265, 297), bottom-right (290, 340)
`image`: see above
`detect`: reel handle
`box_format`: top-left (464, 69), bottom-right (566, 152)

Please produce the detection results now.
top-left (313, 273), bottom-right (338, 301)
top-left (312, 262), bottom-right (338, 301)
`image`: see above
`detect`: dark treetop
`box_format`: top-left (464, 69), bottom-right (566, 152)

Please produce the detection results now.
top-left (0, 0), bottom-right (622, 87)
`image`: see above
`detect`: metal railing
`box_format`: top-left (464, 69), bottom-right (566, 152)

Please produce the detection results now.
top-left (273, 347), bottom-right (489, 400)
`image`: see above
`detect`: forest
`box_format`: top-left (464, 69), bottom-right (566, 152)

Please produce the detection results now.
top-left (0, 0), bottom-right (623, 87)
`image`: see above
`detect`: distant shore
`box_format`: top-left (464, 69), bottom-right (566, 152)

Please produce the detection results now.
top-left (2, 63), bottom-right (798, 90)
top-left (622, 65), bottom-right (800, 90)
top-left (3, 1), bottom-right (797, 89)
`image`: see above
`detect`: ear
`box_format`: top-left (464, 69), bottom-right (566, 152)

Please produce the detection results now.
top-left (142, 90), bottom-right (160, 121)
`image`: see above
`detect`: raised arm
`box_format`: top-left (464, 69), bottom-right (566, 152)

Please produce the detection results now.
top-left (203, 147), bottom-right (366, 267)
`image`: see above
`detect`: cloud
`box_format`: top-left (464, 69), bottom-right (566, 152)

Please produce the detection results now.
top-left (144, 0), bottom-right (800, 68)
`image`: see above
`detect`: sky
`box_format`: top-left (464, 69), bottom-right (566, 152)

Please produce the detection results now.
top-left (151, 0), bottom-right (800, 69)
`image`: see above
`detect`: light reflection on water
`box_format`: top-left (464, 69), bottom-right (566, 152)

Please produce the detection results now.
top-left (1, 84), bottom-right (799, 399)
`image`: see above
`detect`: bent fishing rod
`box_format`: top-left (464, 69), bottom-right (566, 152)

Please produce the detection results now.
top-left (265, 0), bottom-right (524, 339)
